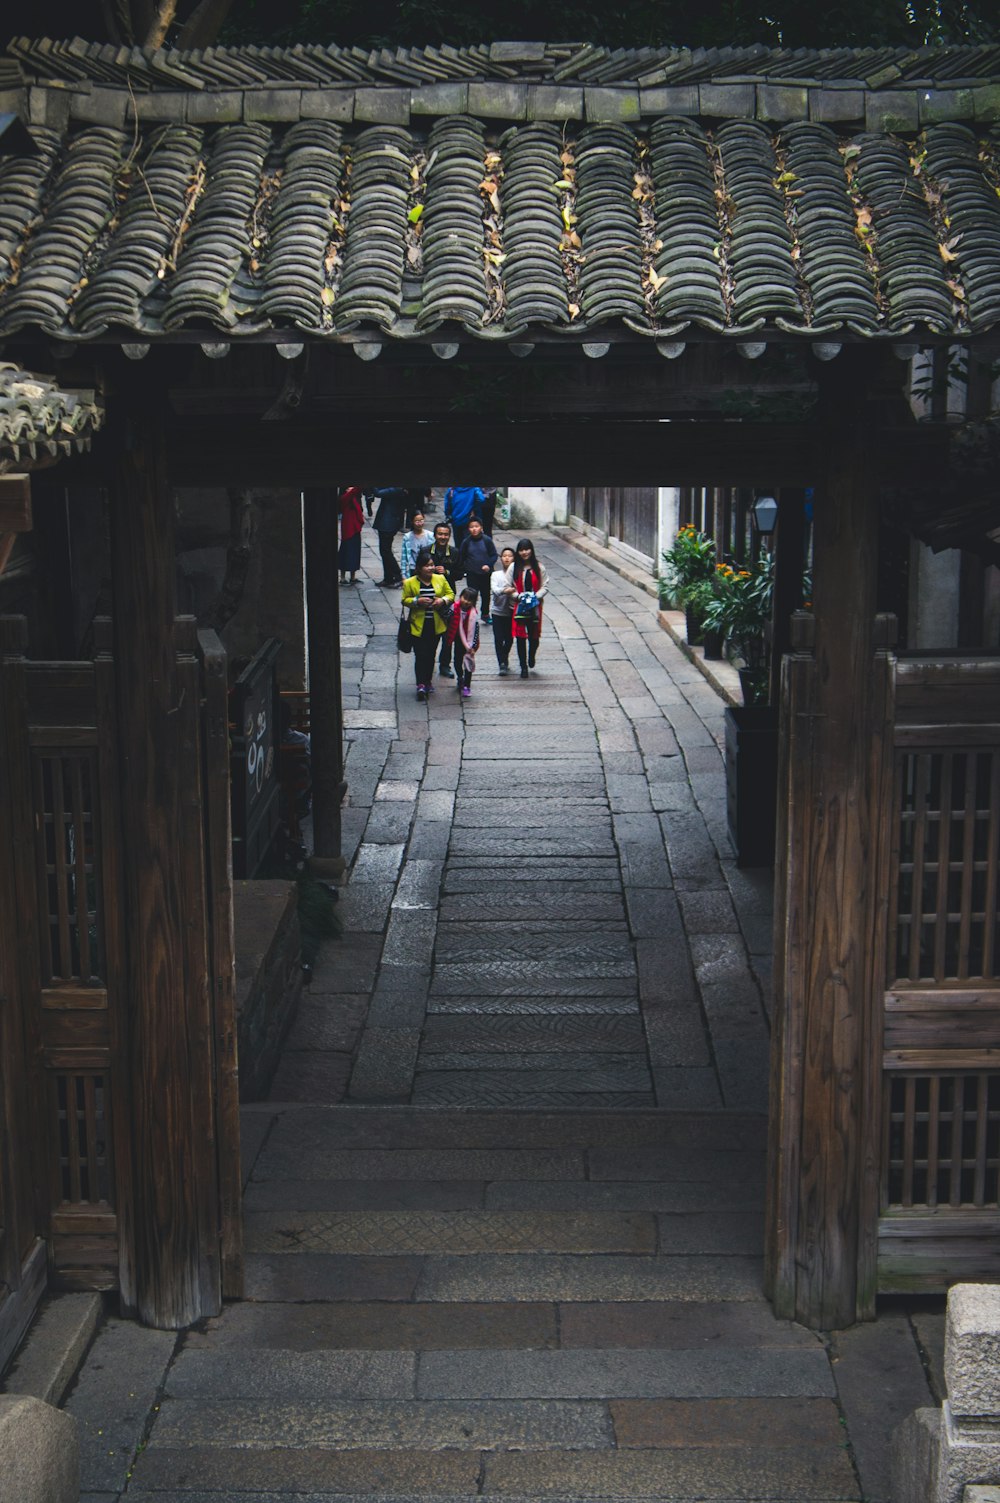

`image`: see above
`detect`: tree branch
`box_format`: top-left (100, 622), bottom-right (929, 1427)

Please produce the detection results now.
top-left (143, 0), bottom-right (179, 48)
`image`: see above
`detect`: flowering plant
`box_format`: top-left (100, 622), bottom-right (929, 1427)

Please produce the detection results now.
top-left (702, 551), bottom-right (774, 700)
top-left (659, 525), bottom-right (717, 608)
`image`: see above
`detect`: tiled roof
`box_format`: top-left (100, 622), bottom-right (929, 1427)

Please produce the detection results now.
top-left (0, 362), bottom-right (103, 467)
top-left (9, 38), bottom-right (1000, 92)
top-left (3, 55), bottom-right (1000, 344)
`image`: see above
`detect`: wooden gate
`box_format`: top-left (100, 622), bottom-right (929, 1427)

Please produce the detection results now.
top-left (0, 615), bottom-right (240, 1346)
top-left (878, 656), bottom-right (1000, 1291)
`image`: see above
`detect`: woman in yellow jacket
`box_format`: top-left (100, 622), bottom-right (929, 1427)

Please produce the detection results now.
top-left (401, 547), bottom-right (455, 702)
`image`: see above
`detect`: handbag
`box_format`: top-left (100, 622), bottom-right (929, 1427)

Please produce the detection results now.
top-left (515, 590), bottom-right (539, 621)
top-left (397, 608), bottom-right (413, 653)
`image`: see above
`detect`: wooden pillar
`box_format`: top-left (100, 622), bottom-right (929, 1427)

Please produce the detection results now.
top-left (765, 352), bottom-right (896, 1328)
top-left (107, 367), bottom-right (221, 1328)
top-left (303, 488), bottom-right (345, 864)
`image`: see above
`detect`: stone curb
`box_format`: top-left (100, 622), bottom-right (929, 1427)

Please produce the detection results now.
top-left (2, 1292), bottom-right (104, 1409)
top-left (548, 526), bottom-right (741, 709)
top-left (656, 611), bottom-right (742, 709)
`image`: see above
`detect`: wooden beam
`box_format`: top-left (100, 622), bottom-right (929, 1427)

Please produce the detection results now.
top-left (107, 372), bottom-right (221, 1328)
top-left (303, 490), bottom-right (345, 863)
top-left (150, 419), bottom-right (944, 490)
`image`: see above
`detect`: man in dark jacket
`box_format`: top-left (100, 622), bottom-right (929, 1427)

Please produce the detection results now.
top-left (431, 522), bottom-right (460, 678)
top-left (457, 516), bottom-right (498, 622)
top-left (367, 487), bottom-right (406, 585)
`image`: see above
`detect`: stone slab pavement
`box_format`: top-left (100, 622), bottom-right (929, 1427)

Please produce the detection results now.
top-left (66, 1100), bottom-right (943, 1503)
top-left (274, 523), bottom-right (775, 1111)
top-left (55, 524), bottom-right (946, 1503)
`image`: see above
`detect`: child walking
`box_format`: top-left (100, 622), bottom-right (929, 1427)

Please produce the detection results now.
top-left (490, 546), bottom-right (516, 673)
top-left (447, 586), bottom-right (481, 699)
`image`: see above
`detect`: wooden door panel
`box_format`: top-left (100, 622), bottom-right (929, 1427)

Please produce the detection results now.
top-left (879, 692), bottom-right (1000, 1294)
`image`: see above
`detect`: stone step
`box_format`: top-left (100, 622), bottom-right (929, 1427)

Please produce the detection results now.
top-left (162, 1346), bottom-right (834, 1404)
top-left (426, 994), bottom-right (640, 1015)
top-left (187, 1298), bottom-right (814, 1354)
top-left (128, 1439), bottom-right (859, 1499)
top-left (148, 1396), bottom-right (616, 1449)
top-left (244, 1252), bottom-right (766, 1303)
top-left (430, 970), bottom-right (637, 996)
top-left (419, 1013), bottom-right (646, 1053)
top-left (413, 1066), bottom-right (651, 1094)
top-left (188, 1301), bottom-right (561, 1351)
top-left (244, 1209), bottom-right (658, 1256)
top-left (242, 1105), bottom-right (768, 1152)
top-left (436, 893), bottom-right (627, 923)
top-left (413, 1052), bottom-right (649, 1073)
top-left (430, 937), bottom-right (635, 968)
top-left (411, 1087), bottom-right (658, 1109)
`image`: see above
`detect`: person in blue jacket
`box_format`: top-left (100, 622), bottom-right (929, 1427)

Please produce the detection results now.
top-left (443, 485), bottom-right (485, 549)
top-left (457, 515), bottom-right (498, 623)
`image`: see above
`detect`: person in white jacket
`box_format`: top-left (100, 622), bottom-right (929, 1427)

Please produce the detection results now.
top-left (489, 546), bottom-right (516, 675)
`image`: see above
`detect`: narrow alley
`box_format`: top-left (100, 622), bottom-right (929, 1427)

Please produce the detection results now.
top-left (66, 529), bottom-right (941, 1503)
top-left (282, 524), bottom-right (774, 1113)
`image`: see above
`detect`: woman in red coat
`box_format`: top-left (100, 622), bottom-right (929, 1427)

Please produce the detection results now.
top-left (338, 486), bottom-right (365, 585)
top-left (511, 538), bottom-right (550, 678)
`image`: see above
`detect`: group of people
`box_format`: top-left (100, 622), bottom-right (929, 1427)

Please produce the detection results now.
top-left (336, 485), bottom-right (501, 589)
top-left (401, 535), bottom-right (549, 701)
top-left (334, 485), bottom-right (548, 703)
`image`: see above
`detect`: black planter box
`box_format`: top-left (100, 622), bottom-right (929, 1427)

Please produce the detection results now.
top-left (724, 705), bottom-right (779, 867)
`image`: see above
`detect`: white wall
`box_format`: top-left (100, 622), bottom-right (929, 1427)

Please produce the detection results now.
top-left (657, 487), bottom-right (681, 573)
top-left (508, 486), bottom-right (568, 527)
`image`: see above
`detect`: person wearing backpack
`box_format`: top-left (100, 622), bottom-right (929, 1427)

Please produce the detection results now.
top-left (457, 516), bottom-right (498, 624)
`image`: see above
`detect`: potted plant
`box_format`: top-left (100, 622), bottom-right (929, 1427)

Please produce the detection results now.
top-left (682, 575), bottom-right (725, 657)
top-left (660, 525), bottom-right (717, 643)
top-left (702, 552), bottom-right (774, 704)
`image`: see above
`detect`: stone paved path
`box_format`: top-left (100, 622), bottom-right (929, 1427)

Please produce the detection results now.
top-left (67, 526), bottom-right (941, 1503)
top-left (72, 1099), bottom-right (940, 1503)
top-left (274, 524), bottom-right (775, 1112)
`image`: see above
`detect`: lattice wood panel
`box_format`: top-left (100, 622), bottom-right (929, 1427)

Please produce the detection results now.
top-left (890, 748), bottom-right (1000, 986)
top-left (884, 1072), bottom-right (1000, 1210)
top-left (52, 1072), bottom-right (112, 1209)
top-left (32, 752), bottom-right (104, 989)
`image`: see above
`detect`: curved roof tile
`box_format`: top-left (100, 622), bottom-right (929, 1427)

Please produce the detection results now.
top-left (0, 115), bottom-right (990, 342)
top-left (0, 362), bottom-right (103, 467)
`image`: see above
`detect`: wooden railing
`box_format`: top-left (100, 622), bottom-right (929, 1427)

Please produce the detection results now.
top-left (878, 657), bottom-right (1000, 1292)
top-left (0, 616), bottom-right (241, 1321)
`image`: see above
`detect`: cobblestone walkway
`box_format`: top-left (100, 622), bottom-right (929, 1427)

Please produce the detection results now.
top-left (272, 524), bottom-right (774, 1112)
top-left (65, 528), bottom-right (943, 1503)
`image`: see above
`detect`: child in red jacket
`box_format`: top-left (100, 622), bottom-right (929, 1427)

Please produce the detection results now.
top-left (446, 587), bottom-right (480, 699)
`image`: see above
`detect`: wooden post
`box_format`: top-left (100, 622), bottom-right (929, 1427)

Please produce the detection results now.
top-left (765, 351), bottom-right (896, 1328)
top-left (303, 488), bottom-right (345, 866)
top-left (769, 487), bottom-right (807, 707)
top-left (106, 369), bottom-right (221, 1328)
